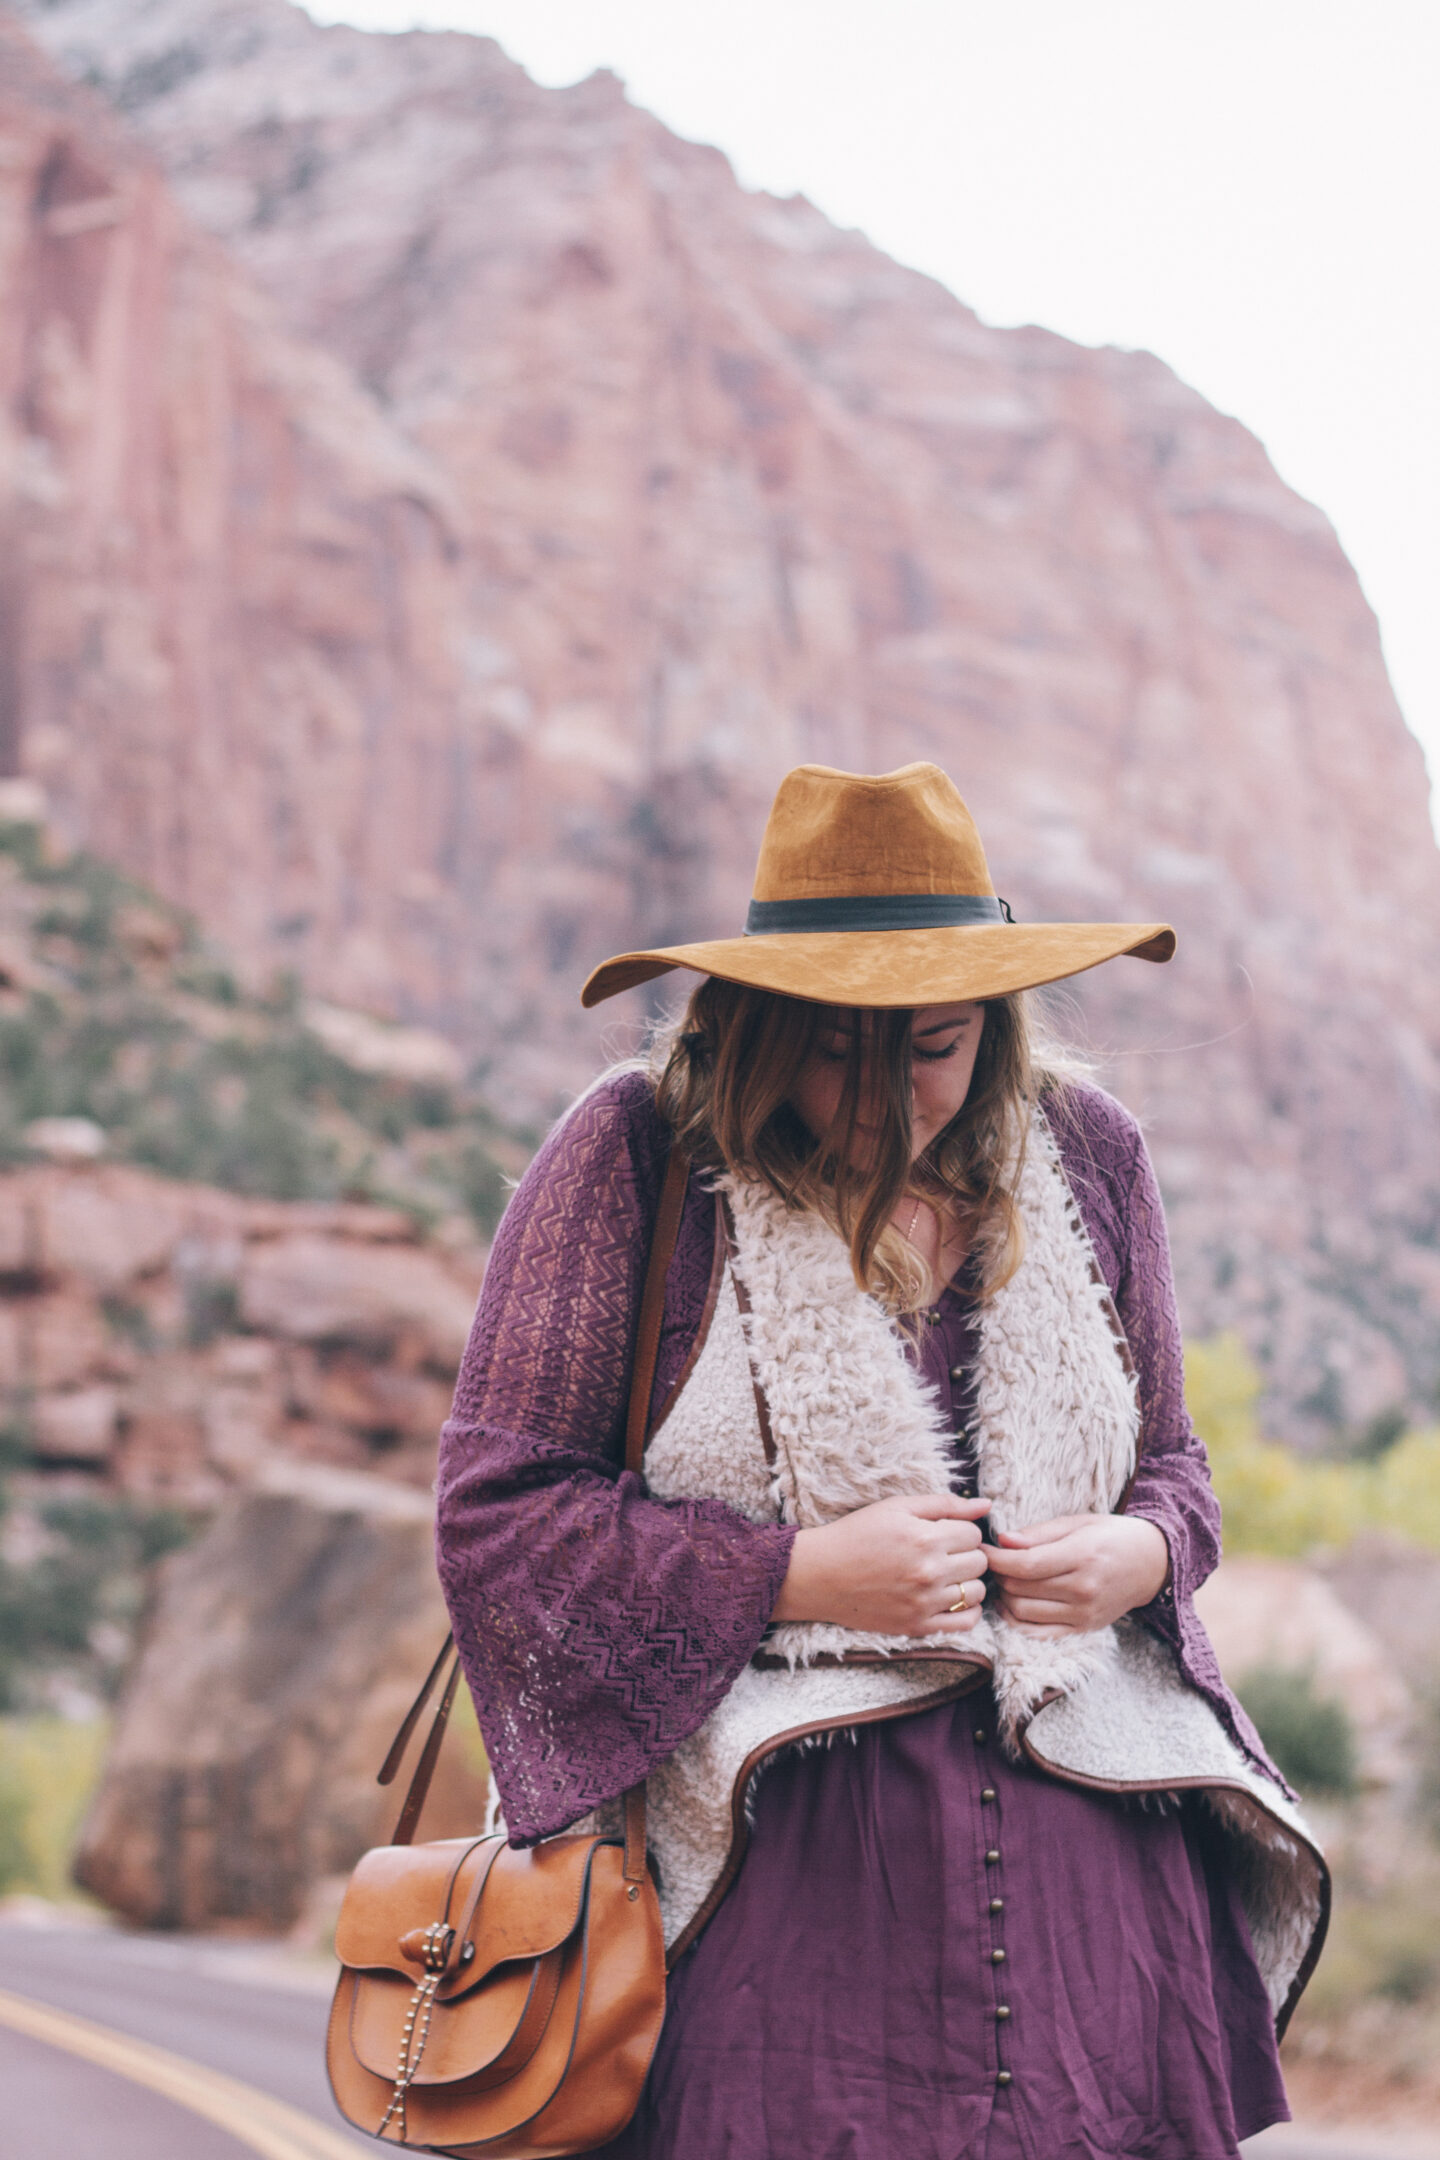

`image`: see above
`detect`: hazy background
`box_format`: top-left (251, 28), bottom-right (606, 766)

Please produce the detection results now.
top-left (309, 0), bottom-right (1440, 829)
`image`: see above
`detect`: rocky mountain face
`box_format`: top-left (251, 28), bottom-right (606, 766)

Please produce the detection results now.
top-left (4, 0), bottom-right (1440, 1440)
top-left (75, 1486), bottom-right (485, 1929)
top-left (0, 803), bottom-right (522, 1218)
top-left (0, 1155), bottom-right (478, 1501)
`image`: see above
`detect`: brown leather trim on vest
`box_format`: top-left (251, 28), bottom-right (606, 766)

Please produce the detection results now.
top-left (650, 1189), bottom-right (727, 1438)
top-left (664, 1672), bottom-right (988, 1968)
top-left (750, 1646), bottom-right (977, 1670)
top-left (1090, 1253), bottom-right (1144, 1514)
top-left (719, 1194), bottom-right (778, 1469)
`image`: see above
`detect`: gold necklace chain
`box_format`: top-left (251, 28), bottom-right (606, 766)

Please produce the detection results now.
top-left (900, 1189), bottom-right (966, 1283)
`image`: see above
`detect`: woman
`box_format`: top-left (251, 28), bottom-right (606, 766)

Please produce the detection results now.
top-left (436, 762), bottom-right (1325, 2160)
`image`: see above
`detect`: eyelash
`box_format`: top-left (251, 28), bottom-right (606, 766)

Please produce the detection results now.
top-left (815, 1037), bottom-right (966, 1065)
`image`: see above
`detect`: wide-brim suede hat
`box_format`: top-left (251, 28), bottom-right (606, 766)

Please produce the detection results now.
top-left (581, 762), bottom-right (1174, 1010)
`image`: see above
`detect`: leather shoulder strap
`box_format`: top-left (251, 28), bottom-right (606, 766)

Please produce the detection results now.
top-left (383, 1133), bottom-right (690, 1860)
top-left (619, 1136), bottom-right (688, 1883)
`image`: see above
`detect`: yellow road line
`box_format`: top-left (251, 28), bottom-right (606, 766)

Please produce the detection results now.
top-left (0, 1984), bottom-right (366, 2160)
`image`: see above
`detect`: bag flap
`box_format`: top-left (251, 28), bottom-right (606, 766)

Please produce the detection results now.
top-left (462, 1839), bottom-right (594, 1986)
top-left (335, 1837), bottom-right (490, 1978)
top-left (347, 1949), bottom-right (567, 2086)
top-left (335, 1832), bottom-right (601, 1988)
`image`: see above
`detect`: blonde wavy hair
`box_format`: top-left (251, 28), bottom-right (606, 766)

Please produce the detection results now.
top-left (653, 979), bottom-right (1078, 1314)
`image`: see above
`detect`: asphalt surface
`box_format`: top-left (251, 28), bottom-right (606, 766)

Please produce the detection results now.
top-left (0, 1916), bottom-right (373, 2158)
top-left (0, 1916), bottom-right (1432, 2160)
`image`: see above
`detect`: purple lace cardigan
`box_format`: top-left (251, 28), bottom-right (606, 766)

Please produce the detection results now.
top-left (436, 1071), bottom-right (1278, 1846)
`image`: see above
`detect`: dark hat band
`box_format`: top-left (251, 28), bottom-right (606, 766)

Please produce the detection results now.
top-left (745, 892), bottom-right (1009, 935)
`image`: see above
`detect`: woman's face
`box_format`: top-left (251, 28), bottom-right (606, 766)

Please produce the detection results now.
top-left (789, 1002), bottom-right (986, 1165)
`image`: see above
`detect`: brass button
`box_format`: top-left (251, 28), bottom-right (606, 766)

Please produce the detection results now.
top-left (958, 1485), bottom-right (975, 1498)
top-left (980, 1787), bottom-right (997, 1803)
top-left (996, 2004), bottom-right (1011, 2021)
top-left (926, 1310), bottom-right (941, 1326)
top-left (990, 1948), bottom-right (1006, 1964)
top-left (950, 1363), bottom-right (965, 1381)
top-left (996, 2070), bottom-right (1013, 2087)
top-left (985, 1849), bottom-right (1000, 1865)
top-left (989, 1897), bottom-right (1004, 1913)
top-left (973, 1728), bottom-right (987, 1743)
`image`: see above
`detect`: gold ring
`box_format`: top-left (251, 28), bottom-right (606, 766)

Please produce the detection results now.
top-left (948, 1583), bottom-right (971, 1613)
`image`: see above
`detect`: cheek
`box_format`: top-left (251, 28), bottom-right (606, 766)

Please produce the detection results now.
top-left (915, 1048), bottom-right (980, 1125)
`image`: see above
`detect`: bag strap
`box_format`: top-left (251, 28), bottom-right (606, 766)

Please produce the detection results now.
top-left (617, 1137), bottom-right (690, 1878)
top-left (381, 1137), bottom-right (692, 1868)
top-left (626, 1139), bottom-right (691, 1477)
top-left (384, 1650), bottom-right (463, 1846)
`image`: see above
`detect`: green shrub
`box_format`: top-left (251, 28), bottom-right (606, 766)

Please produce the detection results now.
top-left (1186, 1335), bottom-right (1440, 1554)
top-left (0, 1420), bottom-right (34, 1472)
top-left (1301, 1862), bottom-right (1440, 2019)
top-left (0, 1718), bottom-right (108, 1902)
top-left (0, 833), bottom-right (525, 1220)
top-left (1235, 1663), bottom-right (1358, 1795)
top-left (456, 1140), bottom-right (508, 1237)
top-left (0, 1498), bottom-right (194, 1709)
top-left (0, 1759), bottom-right (32, 1893)
top-left (1355, 1406), bottom-right (1408, 1460)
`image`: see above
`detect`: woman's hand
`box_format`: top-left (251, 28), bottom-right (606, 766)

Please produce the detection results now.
top-left (983, 1513), bottom-right (1170, 1635)
top-left (772, 1493), bottom-right (991, 1637)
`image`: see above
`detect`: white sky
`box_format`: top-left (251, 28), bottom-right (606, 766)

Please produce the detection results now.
top-left (307, 0), bottom-right (1440, 835)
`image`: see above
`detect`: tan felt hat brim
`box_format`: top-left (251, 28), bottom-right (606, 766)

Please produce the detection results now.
top-left (581, 921), bottom-right (1175, 1009)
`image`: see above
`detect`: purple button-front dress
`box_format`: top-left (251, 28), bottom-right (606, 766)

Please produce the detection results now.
top-left (435, 1070), bottom-right (1294, 2160)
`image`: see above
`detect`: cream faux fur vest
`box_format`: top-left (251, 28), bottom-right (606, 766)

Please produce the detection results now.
top-left (627, 1105), bottom-right (1326, 2025)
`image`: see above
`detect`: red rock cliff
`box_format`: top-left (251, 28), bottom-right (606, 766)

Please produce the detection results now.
top-left (4, 0), bottom-right (1440, 1439)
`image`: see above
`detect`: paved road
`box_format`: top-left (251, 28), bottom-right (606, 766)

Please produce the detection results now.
top-left (0, 1916), bottom-right (1432, 2160)
top-left (0, 1916), bottom-right (372, 2158)
top-left (1245, 2137), bottom-right (1440, 2160)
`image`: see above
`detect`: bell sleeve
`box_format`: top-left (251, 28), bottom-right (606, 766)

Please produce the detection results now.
top-left (1104, 1102), bottom-right (1281, 1778)
top-left (1112, 1121), bottom-right (1222, 1637)
top-left (435, 1072), bottom-right (796, 1846)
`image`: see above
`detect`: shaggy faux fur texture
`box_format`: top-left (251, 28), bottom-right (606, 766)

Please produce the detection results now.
top-left (645, 1256), bottom-right (775, 1527)
top-left (631, 1103), bottom-right (1323, 2007)
top-left (710, 1104), bottom-right (1139, 1738)
top-left (970, 1113), bottom-right (1141, 1734)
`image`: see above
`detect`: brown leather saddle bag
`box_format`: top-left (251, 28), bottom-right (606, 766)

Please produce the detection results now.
top-left (327, 1808), bottom-right (664, 2153)
top-left (324, 1145), bottom-right (688, 2153)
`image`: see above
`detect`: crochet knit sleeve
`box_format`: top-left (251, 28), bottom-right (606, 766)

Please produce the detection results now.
top-left (1054, 1083), bottom-right (1283, 1781)
top-left (1110, 1116), bottom-right (1223, 1641)
top-left (434, 1071), bottom-right (795, 1846)
top-left (1049, 1084), bottom-right (1220, 1641)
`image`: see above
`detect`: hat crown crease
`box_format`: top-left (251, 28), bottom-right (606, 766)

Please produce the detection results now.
top-left (751, 762), bottom-right (995, 903)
